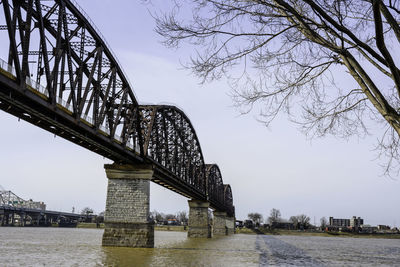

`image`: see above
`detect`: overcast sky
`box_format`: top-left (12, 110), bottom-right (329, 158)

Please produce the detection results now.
top-left (0, 0), bottom-right (399, 227)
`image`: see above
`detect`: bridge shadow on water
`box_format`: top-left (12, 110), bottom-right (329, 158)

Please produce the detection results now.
top-left (254, 229), bottom-right (324, 267)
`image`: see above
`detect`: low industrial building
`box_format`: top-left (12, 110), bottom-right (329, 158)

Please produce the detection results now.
top-left (329, 216), bottom-right (363, 227)
top-left (329, 217), bottom-right (350, 227)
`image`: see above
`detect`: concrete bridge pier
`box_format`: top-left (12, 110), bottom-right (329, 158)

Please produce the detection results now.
top-left (226, 216), bottom-right (235, 234)
top-left (1, 213), bottom-right (5, 226)
top-left (102, 163), bottom-right (154, 248)
top-left (32, 214), bottom-right (41, 226)
top-left (19, 213), bottom-right (26, 227)
top-left (1, 212), bottom-right (9, 226)
top-left (5, 213), bottom-right (11, 226)
top-left (213, 211), bottom-right (228, 236)
top-left (188, 200), bottom-right (211, 238)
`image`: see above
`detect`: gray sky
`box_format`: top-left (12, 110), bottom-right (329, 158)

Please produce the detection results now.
top-left (0, 0), bottom-right (399, 227)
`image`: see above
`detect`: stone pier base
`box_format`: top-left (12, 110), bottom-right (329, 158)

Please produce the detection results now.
top-left (102, 163), bottom-right (154, 248)
top-left (188, 200), bottom-right (211, 238)
top-left (226, 216), bottom-right (235, 235)
top-left (102, 223), bottom-right (154, 247)
top-left (213, 211), bottom-right (227, 236)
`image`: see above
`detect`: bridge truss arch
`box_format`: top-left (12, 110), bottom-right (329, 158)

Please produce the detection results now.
top-left (0, 0), bottom-right (142, 160)
top-left (0, 0), bottom-right (234, 215)
top-left (224, 184), bottom-right (235, 217)
top-left (205, 164), bottom-right (225, 210)
top-left (139, 105), bottom-right (206, 196)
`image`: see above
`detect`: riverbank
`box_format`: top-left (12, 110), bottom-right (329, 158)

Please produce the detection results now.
top-left (155, 225), bottom-right (187, 231)
top-left (75, 223), bottom-right (187, 231)
top-left (236, 228), bottom-right (400, 239)
top-left (74, 224), bottom-right (400, 239)
top-left (76, 222), bottom-right (104, 229)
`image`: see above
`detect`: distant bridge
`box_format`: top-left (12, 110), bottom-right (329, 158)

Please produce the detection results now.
top-left (0, 0), bottom-right (235, 247)
top-left (0, 187), bottom-right (86, 226)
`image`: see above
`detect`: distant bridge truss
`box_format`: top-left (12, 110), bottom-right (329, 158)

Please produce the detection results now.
top-left (0, 186), bottom-right (45, 210)
top-left (0, 0), bottom-right (234, 216)
top-left (0, 186), bottom-right (89, 226)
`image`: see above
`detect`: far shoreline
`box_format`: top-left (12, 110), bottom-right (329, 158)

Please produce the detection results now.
top-left (236, 228), bottom-right (400, 239)
top-left (74, 223), bottom-right (400, 239)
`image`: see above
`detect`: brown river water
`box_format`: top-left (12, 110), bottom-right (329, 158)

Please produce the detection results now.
top-left (1, 227), bottom-right (400, 266)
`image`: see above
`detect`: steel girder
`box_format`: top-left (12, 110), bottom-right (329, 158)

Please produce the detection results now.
top-left (205, 164), bottom-right (224, 210)
top-left (139, 105), bottom-right (207, 200)
top-left (224, 184), bottom-right (235, 217)
top-left (0, 0), bottom-right (234, 214)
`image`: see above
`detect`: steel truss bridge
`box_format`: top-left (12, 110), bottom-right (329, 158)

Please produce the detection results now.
top-left (0, 0), bottom-right (234, 217)
top-left (0, 187), bottom-right (86, 226)
top-left (0, 186), bottom-right (46, 210)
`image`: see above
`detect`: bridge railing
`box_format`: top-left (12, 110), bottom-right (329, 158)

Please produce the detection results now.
top-left (25, 76), bottom-right (49, 97)
top-left (0, 57), bottom-right (50, 98)
top-left (56, 97), bottom-right (74, 113)
top-left (0, 58), bottom-right (16, 77)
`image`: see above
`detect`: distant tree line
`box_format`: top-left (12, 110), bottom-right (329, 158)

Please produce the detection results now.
top-left (245, 208), bottom-right (328, 230)
top-left (149, 210), bottom-right (188, 225)
top-left (77, 208), bottom-right (189, 226)
top-left (78, 207), bottom-right (104, 224)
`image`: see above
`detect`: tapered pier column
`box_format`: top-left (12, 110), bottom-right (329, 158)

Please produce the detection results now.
top-left (213, 211), bottom-right (228, 236)
top-left (226, 216), bottom-right (235, 235)
top-left (188, 200), bottom-right (211, 238)
top-left (102, 163), bottom-right (154, 248)
top-left (0, 210), bottom-right (4, 226)
top-left (19, 213), bottom-right (26, 227)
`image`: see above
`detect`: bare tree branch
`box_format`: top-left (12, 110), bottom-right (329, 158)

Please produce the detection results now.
top-left (153, 0), bottom-right (400, 175)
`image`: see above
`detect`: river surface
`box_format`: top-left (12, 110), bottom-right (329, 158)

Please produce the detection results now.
top-left (1, 227), bottom-right (400, 266)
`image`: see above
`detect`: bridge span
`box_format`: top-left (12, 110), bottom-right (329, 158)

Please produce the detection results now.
top-left (0, 187), bottom-right (88, 227)
top-left (0, 0), bottom-right (235, 247)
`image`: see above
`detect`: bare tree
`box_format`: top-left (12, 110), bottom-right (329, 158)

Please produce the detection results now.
top-left (80, 207), bottom-right (93, 216)
top-left (176, 211), bottom-right (188, 224)
top-left (268, 208), bottom-right (281, 224)
top-left (154, 0), bottom-right (400, 175)
top-left (289, 215), bottom-right (299, 229)
top-left (248, 212), bottom-right (263, 225)
top-left (320, 217), bottom-right (328, 230)
top-left (80, 207), bottom-right (94, 223)
top-left (297, 214), bottom-right (311, 229)
top-left (150, 210), bottom-right (165, 223)
top-left (289, 214), bottom-right (310, 229)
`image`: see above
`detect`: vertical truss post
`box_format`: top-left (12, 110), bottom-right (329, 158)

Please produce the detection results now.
top-left (3, 0), bottom-right (22, 83)
top-left (35, 0), bottom-right (53, 101)
top-left (18, 0), bottom-right (33, 80)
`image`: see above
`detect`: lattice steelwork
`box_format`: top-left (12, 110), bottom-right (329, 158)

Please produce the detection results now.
top-left (0, 0), bottom-right (234, 215)
top-left (140, 105), bottom-right (206, 194)
top-left (206, 164), bottom-right (224, 208)
top-left (224, 184), bottom-right (234, 217)
top-left (0, 187), bottom-right (46, 210)
top-left (0, 0), bottom-right (140, 151)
